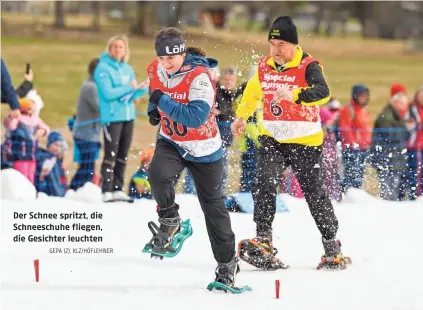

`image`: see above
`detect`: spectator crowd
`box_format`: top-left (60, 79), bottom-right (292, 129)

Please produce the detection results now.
top-left (1, 35), bottom-right (422, 206)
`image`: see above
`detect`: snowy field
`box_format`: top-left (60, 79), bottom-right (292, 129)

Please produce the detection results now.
top-left (1, 173), bottom-right (423, 310)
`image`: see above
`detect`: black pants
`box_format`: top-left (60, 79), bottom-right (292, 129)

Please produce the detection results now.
top-left (148, 139), bottom-right (236, 264)
top-left (101, 120), bottom-right (134, 193)
top-left (253, 136), bottom-right (339, 241)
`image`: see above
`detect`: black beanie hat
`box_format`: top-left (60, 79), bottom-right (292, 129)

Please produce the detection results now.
top-left (268, 16), bottom-right (298, 44)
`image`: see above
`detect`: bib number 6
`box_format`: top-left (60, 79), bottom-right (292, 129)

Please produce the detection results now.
top-left (162, 116), bottom-right (188, 137)
top-left (270, 100), bottom-right (283, 117)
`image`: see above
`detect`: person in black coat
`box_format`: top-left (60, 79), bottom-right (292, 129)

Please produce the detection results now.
top-left (215, 67), bottom-right (246, 195)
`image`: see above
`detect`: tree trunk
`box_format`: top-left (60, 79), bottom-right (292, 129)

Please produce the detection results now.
top-left (54, 1), bottom-right (65, 29)
top-left (409, 5), bottom-right (423, 51)
top-left (91, 1), bottom-right (101, 31)
top-left (262, 12), bottom-right (272, 31)
top-left (339, 11), bottom-right (349, 37)
top-left (351, 1), bottom-right (373, 38)
top-left (325, 11), bottom-right (335, 37)
top-left (131, 1), bottom-right (155, 37)
top-left (313, 2), bottom-right (325, 35)
top-left (375, 1), bottom-right (404, 40)
top-left (167, 1), bottom-right (184, 27)
top-left (246, 4), bottom-right (258, 30)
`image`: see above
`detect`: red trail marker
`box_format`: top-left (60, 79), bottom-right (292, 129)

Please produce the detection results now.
top-left (275, 279), bottom-right (280, 299)
top-left (34, 259), bottom-right (39, 282)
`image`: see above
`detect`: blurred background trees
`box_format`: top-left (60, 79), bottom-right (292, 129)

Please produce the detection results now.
top-left (2, 1), bottom-right (423, 50)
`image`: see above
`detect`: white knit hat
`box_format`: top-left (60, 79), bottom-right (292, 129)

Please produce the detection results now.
top-left (327, 98), bottom-right (341, 110)
top-left (25, 90), bottom-right (44, 116)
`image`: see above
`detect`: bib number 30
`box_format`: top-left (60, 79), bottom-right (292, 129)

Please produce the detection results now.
top-left (162, 116), bottom-right (188, 137)
top-left (270, 100), bottom-right (283, 117)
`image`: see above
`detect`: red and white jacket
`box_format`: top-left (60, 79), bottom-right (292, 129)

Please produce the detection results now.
top-left (148, 59), bottom-right (222, 158)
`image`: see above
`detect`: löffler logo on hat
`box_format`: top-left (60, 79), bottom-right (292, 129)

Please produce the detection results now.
top-left (165, 44), bottom-right (185, 55)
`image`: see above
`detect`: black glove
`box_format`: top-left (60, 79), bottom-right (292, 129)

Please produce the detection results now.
top-left (294, 90), bottom-right (303, 105)
top-left (148, 109), bottom-right (161, 126)
top-left (150, 89), bottom-right (164, 106)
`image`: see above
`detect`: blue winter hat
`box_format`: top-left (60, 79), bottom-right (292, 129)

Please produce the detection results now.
top-left (352, 84), bottom-right (370, 100)
top-left (47, 131), bottom-right (63, 147)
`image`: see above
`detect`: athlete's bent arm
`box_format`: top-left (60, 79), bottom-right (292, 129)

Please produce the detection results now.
top-left (150, 73), bottom-right (213, 128)
top-left (292, 62), bottom-right (331, 106)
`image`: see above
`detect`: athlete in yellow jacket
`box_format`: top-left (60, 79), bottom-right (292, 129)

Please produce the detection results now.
top-left (235, 46), bottom-right (330, 146)
top-left (233, 16), bottom-right (351, 271)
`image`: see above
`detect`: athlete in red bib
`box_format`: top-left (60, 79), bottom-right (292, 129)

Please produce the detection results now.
top-left (148, 59), bottom-right (221, 156)
top-left (258, 55), bottom-right (321, 141)
top-left (144, 27), bottom-right (239, 289)
top-left (233, 16), bottom-right (351, 271)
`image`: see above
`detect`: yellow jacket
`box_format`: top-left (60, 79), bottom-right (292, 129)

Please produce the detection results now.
top-left (236, 46), bottom-right (331, 146)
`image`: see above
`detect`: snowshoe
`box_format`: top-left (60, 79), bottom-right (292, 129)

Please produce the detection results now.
top-left (316, 239), bottom-right (352, 270)
top-left (207, 282), bottom-right (252, 294)
top-left (142, 218), bottom-right (193, 259)
top-left (207, 257), bottom-right (252, 294)
top-left (237, 238), bottom-right (289, 270)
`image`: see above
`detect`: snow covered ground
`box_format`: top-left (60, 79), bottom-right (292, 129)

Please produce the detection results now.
top-left (1, 177), bottom-right (423, 310)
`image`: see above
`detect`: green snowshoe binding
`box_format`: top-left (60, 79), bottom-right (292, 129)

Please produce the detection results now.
top-left (142, 218), bottom-right (193, 259)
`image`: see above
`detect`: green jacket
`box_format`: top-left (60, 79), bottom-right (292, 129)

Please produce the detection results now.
top-left (370, 104), bottom-right (410, 171)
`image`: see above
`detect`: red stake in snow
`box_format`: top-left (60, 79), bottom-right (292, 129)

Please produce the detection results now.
top-left (34, 259), bottom-right (39, 282)
top-left (275, 279), bottom-right (280, 299)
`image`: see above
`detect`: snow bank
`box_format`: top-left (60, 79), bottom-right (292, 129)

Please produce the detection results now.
top-left (0, 169), bottom-right (37, 201)
top-left (343, 187), bottom-right (380, 204)
top-left (65, 182), bottom-right (102, 203)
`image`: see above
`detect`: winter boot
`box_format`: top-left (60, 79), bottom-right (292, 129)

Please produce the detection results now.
top-left (254, 230), bottom-right (277, 256)
top-left (151, 217), bottom-right (181, 249)
top-left (237, 229), bottom-right (288, 270)
top-left (142, 213), bottom-right (193, 259)
top-left (102, 192), bottom-right (114, 203)
top-left (317, 238), bottom-right (352, 270)
top-left (143, 216), bottom-right (181, 258)
top-left (214, 257), bottom-right (240, 288)
top-left (112, 190), bottom-right (134, 203)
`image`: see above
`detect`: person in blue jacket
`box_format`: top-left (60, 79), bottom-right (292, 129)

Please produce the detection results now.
top-left (145, 28), bottom-right (238, 288)
top-left (93, 35), bottom-right (149, 203)
top-left (1, 58), bottom-right (21, 118)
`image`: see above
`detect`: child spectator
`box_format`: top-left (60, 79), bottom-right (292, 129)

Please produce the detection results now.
top-left (25, 89), bottom-right (45, 118)
top-left (3, 98), bottom-right (50, 183)
top-left (2, 91), bottom-right (44, 170)
top-left (35, 131), bottom-right (68, 197)
top-left (128, 148), bottom-right (154, 200)
top-left (338, 84), bottom-right (372, 195)
top-left (326, 97), bottom-right (341, 119)
top-left (320, 106), bottom-right (342, 201)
